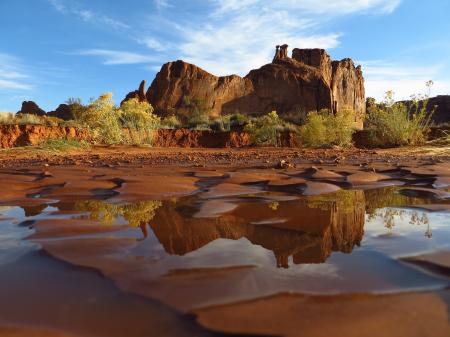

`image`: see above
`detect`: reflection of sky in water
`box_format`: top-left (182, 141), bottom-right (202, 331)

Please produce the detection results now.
top-left (0, 206), bottom-right (58, 265)
top-left (1, 192), bottom-right (449, 303)
top-left (363, 208), bottom-right (450, 258)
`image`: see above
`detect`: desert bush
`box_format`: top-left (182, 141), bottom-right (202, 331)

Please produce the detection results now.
top-left (160, 115), bottom-right (182, 129)
top-left (0, 112), bottom-right (63, 126)
top-left (180, 96), bottom-right (210, 129)
top-left (364, 91), bottom-right (433, 147)
top-left (39, 139), bottom-right (91, 152)
top-left (0, 112), bottom-right (14, 124)
top-left (119, 98), bottom-right (160, 130)
top-left (65, 97), bottom-right (86, 121)
top-left (299, 109), bottom-right (354, 148)
top-left (283, 106), bottom-right (309, 125)
top-left (75, 92), bottom-right (122, 144)
top-left (119, 98), bottom-right (160, 145)
top-left (244, 111), bottom-right (283, 146)
top-left (228, 112), bottom-right (249, 128)
top-left (209, 115), bottom-right (231, 132)
top-left (15, 113), bottom-right (45, 125)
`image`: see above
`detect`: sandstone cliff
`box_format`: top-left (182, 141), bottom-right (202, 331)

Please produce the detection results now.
top-left (127, 45), bottom-right (366, 129)
top-left (428, 95), bottom-right (450, 123)
top-left (18, 101), bottom-right (46, 116)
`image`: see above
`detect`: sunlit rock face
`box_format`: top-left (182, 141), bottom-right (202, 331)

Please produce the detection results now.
top-left (125, 45), bottom-right (365, 129)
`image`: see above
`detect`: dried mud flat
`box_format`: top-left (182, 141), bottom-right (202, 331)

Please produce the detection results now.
top-left (0, 145), bottom-right (450, 337)
top-left (0, 144), bottom-right (449, 169)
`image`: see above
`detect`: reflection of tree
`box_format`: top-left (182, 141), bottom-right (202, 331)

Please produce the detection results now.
top-left (306, 189), bottom-right (357, 212)
top-left (74, 200), bottom-right (162, 227)
top-left (364, 187), bottom-right (431, 216)
top-left (367, 208), bottom-right (431, 231)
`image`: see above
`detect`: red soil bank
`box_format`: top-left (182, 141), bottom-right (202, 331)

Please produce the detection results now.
top-left (0, 125), bottom-right (298, 149)
top-left (0, 125), bottom-right (90, 148)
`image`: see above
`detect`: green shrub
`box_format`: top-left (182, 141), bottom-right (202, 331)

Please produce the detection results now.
top-left (299, 109), bottom-right (355, 148)
top-left (75, 92), bottom-right (122, 144)
top-left (228, 112), bottom-right (249, 128)
top-left (65, 97), bottom-right (86, 121)
top-left (119, 98), bottom-right (160, 130)
top-left (244, 111), bottom-right (283, 146)
top-left (283, 106), bottom-right (308, 125)
top-left (118, 98), bottom-right (160, 145)
top-left (180, 96), bottom-right (210, 128)
top-left (364, 92), bottom-right (433, 147)
top-left (210, 115), bottom-right (231, 132)
top-left (160, 115), bottom-right (182, 129)
top-left (39, 139), bottom-right (91, 152)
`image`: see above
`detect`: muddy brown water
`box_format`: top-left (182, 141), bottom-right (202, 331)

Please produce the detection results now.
top-left (0, 164), bottom-right (449, 337)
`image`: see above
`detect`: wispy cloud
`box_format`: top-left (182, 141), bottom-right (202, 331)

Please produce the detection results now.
top-left (48, 0), bottom-right (130, 30)
top-left (361, 60), bottom-right (450, 100)
top-left (75, 49), bottom-right (157, 65)
top-left (137, 37), bottom-right (171, 52)
top-left (213, 0), bottom-right (402, 15)
top-left (0, 53), bottom-right (32, 91)
top-left (135, 0), bottom-right (402, 76)
top-left (154, 0), bottom-right (171, 10)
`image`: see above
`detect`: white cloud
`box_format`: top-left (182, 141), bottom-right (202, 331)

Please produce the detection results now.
top-left (138, 37), bottom-right (170, 52)
top-left (213, 0), bottom-right (401, 15)
top-left (0, 53), bottom-right (32, 91)
top-left (136, 0), bottom-right (400, 76)
top-left (154, 0), bottom-right (171, 9)
top-left (48, 0), bottom-right (130, 30)
top-left (361, 60), bottom-right (450, 100)
top-left (76, 49), bottom-right (157, 65)
top-left (175, 6), bottom-right (340, 75)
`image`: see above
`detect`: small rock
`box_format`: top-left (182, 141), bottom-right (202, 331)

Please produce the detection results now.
top-left (277, 160), bottom-right (294, 169)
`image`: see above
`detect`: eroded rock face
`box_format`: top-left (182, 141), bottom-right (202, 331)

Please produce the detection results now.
top-left (18, 101), bottom-right (46, 116)
top-left (47, 104), bottom-right (74, 121)
top-left (129, 46), bottom-right (365, 128)
top-left (146, 60), bottom-right (253, 118)
top-left (293, 49), bottom-right (365, 129)
top-left (425, 95), bottom-right (450, 124)
top-left (121, 80), bottom-right (147, 105)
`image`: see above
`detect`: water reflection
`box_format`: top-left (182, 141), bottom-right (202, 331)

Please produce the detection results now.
top-left (73, 200), bottom-right (162, 227)
top-left (41, 186), bottom-right (449, 269)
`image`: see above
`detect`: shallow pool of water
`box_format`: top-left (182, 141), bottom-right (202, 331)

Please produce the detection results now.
top-left (0, 166), bottom-right (449, 336)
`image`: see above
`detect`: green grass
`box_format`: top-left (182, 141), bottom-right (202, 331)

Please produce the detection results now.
top-left (38, 139), bottom-right (91, 152)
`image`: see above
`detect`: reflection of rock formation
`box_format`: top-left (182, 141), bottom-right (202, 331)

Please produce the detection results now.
top-left (148, 190), bottom-right (365, 268)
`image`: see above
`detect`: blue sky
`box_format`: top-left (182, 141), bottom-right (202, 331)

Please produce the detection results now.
top-left (1, 0), bottom-right (449, 112)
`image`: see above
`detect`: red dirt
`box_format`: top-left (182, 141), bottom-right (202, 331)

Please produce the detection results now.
top-left (0, 125), bottom-right (89, 148)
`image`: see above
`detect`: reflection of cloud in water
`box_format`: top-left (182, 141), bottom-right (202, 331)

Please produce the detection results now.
top-left (363, 208), bottom-right (450, 258)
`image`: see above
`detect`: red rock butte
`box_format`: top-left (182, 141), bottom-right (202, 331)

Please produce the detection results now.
top-left (123, 45), bottom-right (366, 129)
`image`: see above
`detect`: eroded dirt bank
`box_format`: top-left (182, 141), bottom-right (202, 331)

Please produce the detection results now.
top-left (0, 125), bottom-right (299, 149)
top-left (0, 125), bottom-right (90, 148)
